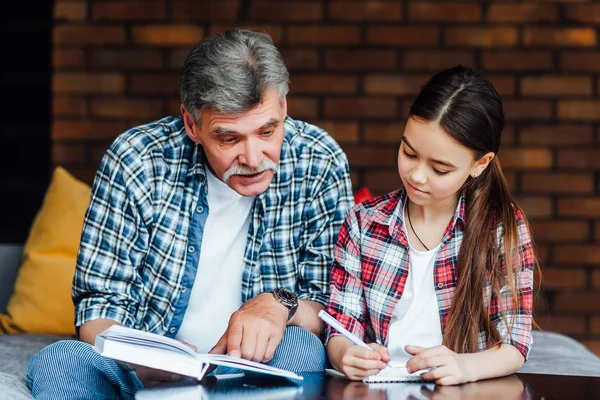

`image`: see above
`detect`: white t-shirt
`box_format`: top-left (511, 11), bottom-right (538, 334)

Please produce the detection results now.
top-left (387, 224), bottom-right (443, 365)
top-left (176, 167), bottom-right (254, 353)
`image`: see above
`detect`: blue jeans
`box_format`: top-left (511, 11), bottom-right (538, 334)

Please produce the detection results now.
top-left (27, 326), bottom-right (326, 400)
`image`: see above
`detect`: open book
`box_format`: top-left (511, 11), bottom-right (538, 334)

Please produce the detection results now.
top-left (94, 325), bottom-right (303, 383)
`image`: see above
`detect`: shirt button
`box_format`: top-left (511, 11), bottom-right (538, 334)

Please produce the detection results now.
top-left (180, 287), bottom-right (187, 293)
top-left (437, 283), bottom-right (444, 289)
top-left (169, 327), bottom-right (176, 333)
top-left (188, 246), bottom-right (195, 253)
top-left (196, 206), bottom-right (204, 213)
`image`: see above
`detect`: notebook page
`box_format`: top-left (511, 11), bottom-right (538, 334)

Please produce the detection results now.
top-left (363, 365), bottom-right (429, 383)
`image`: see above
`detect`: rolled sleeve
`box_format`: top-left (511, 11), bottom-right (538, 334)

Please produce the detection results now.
top-left (72, 138), bottom-right (151, 331)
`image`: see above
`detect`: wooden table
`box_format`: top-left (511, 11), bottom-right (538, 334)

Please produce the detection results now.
top-left (136, 372), bottom-right (600, 399)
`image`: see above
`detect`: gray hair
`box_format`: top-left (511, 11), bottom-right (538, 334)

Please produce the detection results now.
top-left (180, 29), bottom-right (290, 123)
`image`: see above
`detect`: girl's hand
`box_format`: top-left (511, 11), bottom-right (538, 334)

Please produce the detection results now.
top-left (405, 345), bottom-right (473, 385)
top-left (338, 343), bottom-right (390, 381)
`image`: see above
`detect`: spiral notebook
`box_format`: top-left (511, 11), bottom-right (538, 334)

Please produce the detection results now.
top-left (326, 365), bottom-right (430, 383)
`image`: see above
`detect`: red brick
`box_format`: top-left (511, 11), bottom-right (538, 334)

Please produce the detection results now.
top-left (130, 73), bottom-right (179, 94)
top-left (90, 97), bottom-right (164, 119)
top-left (541, 268), bottom-right (587, 289)
top-left (167, 98), bottom-right (182, 116)
top-left (530, 221), bottom-right (590, 242)
top-left (251, 1), bottom-right (322, 22)
top-left (349, 169), bottom-right (361, 192)
top-left (54, 73), bottom-right (125, 94)
top-left (53, 26), bottom-right (125, 45)
top-left (131, 25), bottom-right (203, 46)
top-left (92, 49), bottom-right (163, 70)
top-left (54, 1), bottom-right (87, 21)
top-left (488, 75), bottom-right (515, 96)
top-left (208, 24), bottom-right (282, 44)
top-left (592, 317), bottom-right (600, 333)
top-left (344, 145), bottom-right (398, 168)
top-left (514, 197), bottom-right (552, 218)
top-left (559, 101), bottom-right (600, 121)
top-left (52, 120), bottom-right (127, 140)
top-left (521, 76), bottom-right (592, 96)
top-left (520, 125), bottom-right (593, 145)
top-left (499, 148), bottom-right (552, 169)
top-left (368, 27), bottom-right (439, 46)
top-left (92, 1), bottom-right (166, 21)
top-left (535, 316), bottom-right (586, 335)
top-left (487, 4), bottom-right (558, 23)
top-left (311, 121), bottom-right (358, 144)
top-left (504, 171), bottom-right (516, 192)
top-left (560, 51), bottom-right (600, 72)
top-left (53, 49), bottom-right (85, 68)
top-left (364, 123), bottom-right (405, 144)
top-left (523, 28), bottom-right (597, 47)
top-left (89, 143), bottom-right (112, 166)
top-left (501, 126), bottom-right (516, 145)
top-left (324, 97), bottom-right (396, 119)
top-left (287, 97), bottom-right (318, 119)
top-left (558, 198), bottom-right (600, 217)
top-left (522, 173), bottom-right (594, 194)
top-left (403, 51), bottom-right (475, 71)
top-left (363, 170), bottom-right (402, 194)
top-left (409, 3), bottom-right (480, 22)
top-left (288, 26), bottom-right (360, 45)
top-left (53, 96), bottom-right (88, 117)
top-left (171, 1), bottom-right (240, 22)
top-left (594, 271), bottom-right (600, 289)
top-left (52, 142), bottom-right (86, 165)
top-left (445, 27), bottom-right (517, 47)
top-left (558, 149), bottom-right (600, 169)
top-left (329, 1), bottom-right (402, 21)
top-left (503, 100), bottom-right (553, 121)
top-left (595, 222), bottom-right (600, 243)
top-left (325, 50), bottom-right (397, 71)
top-left (565, 4), bottom-right (600, 23)
top-left (168, 49), bottom-right (191, 71)
top-left (291, 74), bottom-right (358, 94)
top-left (482, 51), bottom-right (553, 71)
top-left (281, 49), bottom-right (320, 70)
top-left (364, 74), bottom-right (430, 95)
top-left (554, 292), bottom-right (600, 312)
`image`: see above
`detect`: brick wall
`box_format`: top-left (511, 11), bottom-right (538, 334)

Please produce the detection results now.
top-left (52, 0), bottom-right (600, 355)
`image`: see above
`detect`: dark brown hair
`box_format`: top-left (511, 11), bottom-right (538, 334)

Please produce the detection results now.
top-left (409, 65), bottom-right (537, 353)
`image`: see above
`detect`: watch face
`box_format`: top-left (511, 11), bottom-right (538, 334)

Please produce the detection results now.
top-left (276, 288), bottom-right (297, 306)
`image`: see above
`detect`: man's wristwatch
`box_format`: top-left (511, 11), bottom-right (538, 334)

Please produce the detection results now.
top-left (269, 288), bottom-right (299, 321)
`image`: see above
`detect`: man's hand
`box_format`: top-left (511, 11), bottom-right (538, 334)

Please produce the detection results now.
top-left (405, 344), bottom-right (472, 385)
top-left (209, 292), bottom-right (288, 363)
top-left (133, 340), bottom-right (197, 387)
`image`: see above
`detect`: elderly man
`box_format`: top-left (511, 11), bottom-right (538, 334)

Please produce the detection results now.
top-left (27, 29), bottom-right (353, 399)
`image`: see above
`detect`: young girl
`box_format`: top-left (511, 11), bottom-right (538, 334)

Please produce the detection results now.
top-left (326, 65), bottom-right (536, 385)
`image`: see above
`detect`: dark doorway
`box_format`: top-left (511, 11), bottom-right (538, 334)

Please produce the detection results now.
top-left (0, 2), bottom-right (53, 242)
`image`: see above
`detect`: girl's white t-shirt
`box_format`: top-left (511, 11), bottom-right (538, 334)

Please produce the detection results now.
top-left (387, 228), bottom-right (444, 365)
top-left (176, 167), bottom-right (254, 353)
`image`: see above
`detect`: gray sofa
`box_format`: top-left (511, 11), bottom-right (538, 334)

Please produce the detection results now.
top-left (1, 244), bottom-right (599, 399)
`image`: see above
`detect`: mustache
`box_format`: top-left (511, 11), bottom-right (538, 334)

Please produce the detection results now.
top-left (222, 158), bottom-right (278, 183)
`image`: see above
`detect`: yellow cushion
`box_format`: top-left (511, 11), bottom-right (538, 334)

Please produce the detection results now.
top-left (0, 166), bottom-right (91, 335)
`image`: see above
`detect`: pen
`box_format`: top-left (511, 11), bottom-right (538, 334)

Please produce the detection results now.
top-left (318, 310), bottom-right (392, 367)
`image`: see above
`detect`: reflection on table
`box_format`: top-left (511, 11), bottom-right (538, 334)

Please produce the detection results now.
top-left (135, 371), bottom-right (600, 399)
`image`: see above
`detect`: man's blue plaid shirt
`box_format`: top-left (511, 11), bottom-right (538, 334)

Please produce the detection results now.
top-left (73, 115), bottom-right (354, 338)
